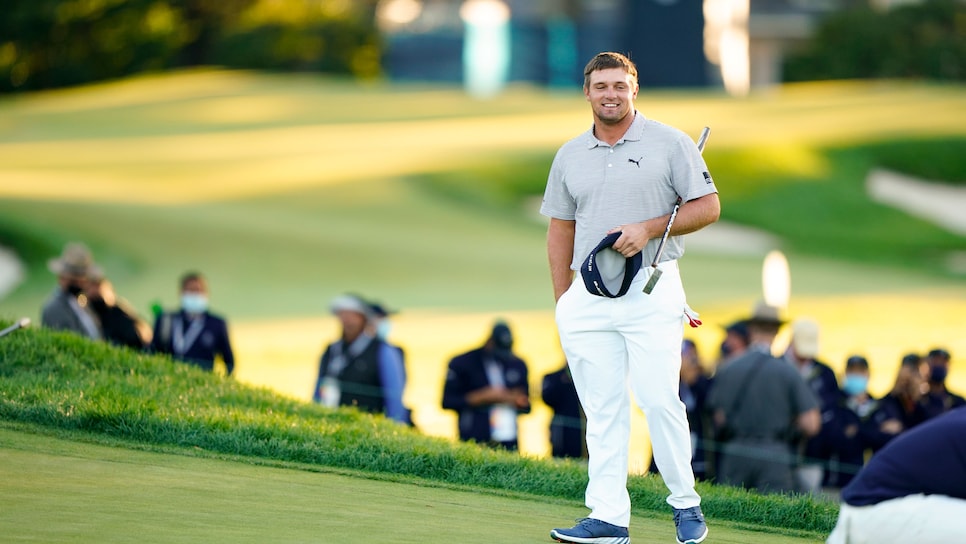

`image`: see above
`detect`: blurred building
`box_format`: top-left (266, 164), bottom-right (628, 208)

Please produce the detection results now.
top-left (375, 0), bottom-right (850, 96)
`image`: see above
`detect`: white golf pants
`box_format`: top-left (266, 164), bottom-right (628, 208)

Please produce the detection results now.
top-left (826, 495), bottom-right (966, 544)
top-left (555, 260), bottom-right (700, 527)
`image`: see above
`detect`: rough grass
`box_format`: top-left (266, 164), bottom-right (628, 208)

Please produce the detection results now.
top-left (0, 322), bottom-right (838, 536)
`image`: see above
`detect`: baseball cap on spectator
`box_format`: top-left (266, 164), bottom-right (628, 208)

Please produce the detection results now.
top-left (927, 348), bottom-right (951, 361)
top-left (580, 231), bottom-right (643, 298)
top-left (791, 318), bottom-right (820, 359)
top-left (368, 301), bottom-right (396, 318)
top-left (489, 321), bottom-right (514, 352)
top-left (846, 355), bottom-right (869, 370)
top-left (723, 319), bottom-right (749, 344)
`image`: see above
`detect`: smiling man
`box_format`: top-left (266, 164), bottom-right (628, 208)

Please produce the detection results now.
top-left (541, 52), bottom-right (720, 544)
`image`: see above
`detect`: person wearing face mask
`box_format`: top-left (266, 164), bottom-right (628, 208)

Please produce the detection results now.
top-left (367, 299), bottom-right (413, 426)
top-left (867, 354), bottom-right (929, 452)
top-left (150, 271), bottom-right (234, 376)
top-left (921, 348), bottom-right (965, 420)
top-left (442, 320), bottom-right (531, 450)
top-left (824, 355), bottom-right (880, 489)
top-left (41, 242), bottom-right (103, 341)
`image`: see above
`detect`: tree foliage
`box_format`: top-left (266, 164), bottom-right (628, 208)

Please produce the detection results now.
top-left (783, 0), bottom-right (965, 82)
top-left (0, 0), bottom-right (381, 92)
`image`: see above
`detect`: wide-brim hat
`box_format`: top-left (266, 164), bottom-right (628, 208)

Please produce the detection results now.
top-left (329, 293), bottom-right (372, 319)
top-left (47, 242), bottom-right (101, 278)
top-left (745, 300), bottom-right (785, 326)
top-left (580, 232), bottom-right (643, 298)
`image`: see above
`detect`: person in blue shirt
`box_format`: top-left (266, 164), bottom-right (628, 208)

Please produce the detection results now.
top-left (313, 294), bottom-right (408, 424)
top-left (151, 271), bottom-right (234, 375)
top-left (826, 406), bottom-right (966, 543)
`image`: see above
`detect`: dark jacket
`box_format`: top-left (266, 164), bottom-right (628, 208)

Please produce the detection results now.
top-left (541, 365), bottom-right (584, 458)
top-left (151, 310), bottom-right (234, 375)
top-left (442, 347), bottom-right (530, 448)
top-left (41, 289), bottom-right (102, 340)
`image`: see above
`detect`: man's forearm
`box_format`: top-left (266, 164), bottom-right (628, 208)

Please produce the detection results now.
top-left (668, 192), bottom-right (720, 236)
top-left (547, 219), bottom-right (576, 301)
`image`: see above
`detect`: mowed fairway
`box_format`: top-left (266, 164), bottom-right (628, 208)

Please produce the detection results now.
top-left (0, 427), bottom-right (824, 544)
top-left (0, 72), bottom-right (965, 464)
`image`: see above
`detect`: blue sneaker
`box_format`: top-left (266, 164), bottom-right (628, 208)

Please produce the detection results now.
top-left (550, 518), bottom-right (630, 544)
top-left (673, 506), bottom-right (708, 544)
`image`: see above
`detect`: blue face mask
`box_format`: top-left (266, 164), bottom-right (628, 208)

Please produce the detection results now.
top-left (181, 293), bottom-right (209, 315)
top-left (842, 374), bottom-right (869, 396)
top-left (376, 320), bottom-right (392, 340)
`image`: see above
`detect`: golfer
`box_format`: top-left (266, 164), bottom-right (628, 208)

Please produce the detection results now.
top-left (542, 51), bottom-right (720, 544)
top-left (826, 406), bottom-right (966, 543)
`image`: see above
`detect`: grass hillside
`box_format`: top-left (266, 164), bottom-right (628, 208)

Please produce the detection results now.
top-left (0, 323), bottom-right (836, 540)
top-left (0, 72), bottom-right (964, 456)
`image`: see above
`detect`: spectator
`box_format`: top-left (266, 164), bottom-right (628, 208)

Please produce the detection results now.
top-left (541, 360), bottom-right (585, 459)
top-left (366, 299), bottom-right (412, 426)
top-left (707, 301), bottom-right (821, 494)
top-left (716, 319), bottom-right (749, 370)
top-left (921, 348), bottom-right (965, 419)
top-left (86, 271), bottom-right (152, 350)
top-left (826, 406), bottom-right (966, 544)
top-left (785, 317), bottom-right (841, 494)
top-left (824, 355), bottom-right (879, 489)
top-left (867, 354), bottom-right (929, 452)
top-left (442, 321), bottom-right (530, 450)
top-left (40, 242), bottom-right (103, 340)
top-left (151, 271), bottom-right (234, 376)
top-left (313, 294), bottom-right (408, 424)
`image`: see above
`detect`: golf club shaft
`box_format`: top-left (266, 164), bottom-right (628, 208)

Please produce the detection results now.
top-left (643, 127), bottom-right (711, 294)
top-left (0, 317), bottom-right (30, 338)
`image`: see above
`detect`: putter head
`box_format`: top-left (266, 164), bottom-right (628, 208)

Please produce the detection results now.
top-left (642, 267), bottom-right (662, 294)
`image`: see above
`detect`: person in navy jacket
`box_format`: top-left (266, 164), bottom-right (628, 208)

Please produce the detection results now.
top-left (442, 321), bottom-right (531, 450)
top-left (542, 361), bottom-right (584, 458)
top-left (826, 406), bottom-right (966, 543)
top-left (151, 272), bottom-right (234, 376)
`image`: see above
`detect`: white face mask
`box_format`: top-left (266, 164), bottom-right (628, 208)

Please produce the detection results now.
top-left (181, 293), bottom-right (209, 314)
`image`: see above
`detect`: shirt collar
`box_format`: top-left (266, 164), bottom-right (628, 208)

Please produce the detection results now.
top-left (585, 111), bottom-right (647, 149)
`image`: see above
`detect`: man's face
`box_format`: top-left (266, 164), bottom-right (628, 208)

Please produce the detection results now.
top-left (337, 310), bottom-right (367, 339)
top-left (584, 67), bottom-right (638, 126)
top-left (181, 277), bottom-right (208, 296)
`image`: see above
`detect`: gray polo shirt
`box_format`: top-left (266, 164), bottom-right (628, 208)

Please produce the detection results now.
top-left (540, 112), bottom-right (717, 270)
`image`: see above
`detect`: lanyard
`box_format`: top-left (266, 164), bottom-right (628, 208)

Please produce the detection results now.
top-left (173, 315), bottom-right (205, 356)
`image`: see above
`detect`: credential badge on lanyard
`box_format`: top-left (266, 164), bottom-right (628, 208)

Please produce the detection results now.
top-left (173, 316), bottom-right (205, 356)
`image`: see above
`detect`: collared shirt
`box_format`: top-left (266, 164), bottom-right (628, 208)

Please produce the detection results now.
top-left (540, 112), bottom-right (718, 270)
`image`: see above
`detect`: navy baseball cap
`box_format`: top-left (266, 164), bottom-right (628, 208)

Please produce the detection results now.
top-left (580, 231), bottom-right (642, 298)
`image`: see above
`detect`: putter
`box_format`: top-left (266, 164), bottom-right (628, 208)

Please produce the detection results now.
top-left (0, 317), bottom-right (30, 338)
top-left (643, 126), bottom-right (711, 294)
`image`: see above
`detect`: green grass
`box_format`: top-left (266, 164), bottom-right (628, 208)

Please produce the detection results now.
top-left (0, 323), bottom-right (836, 538)
top-left (0, 426), bottom-right (825, 544)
